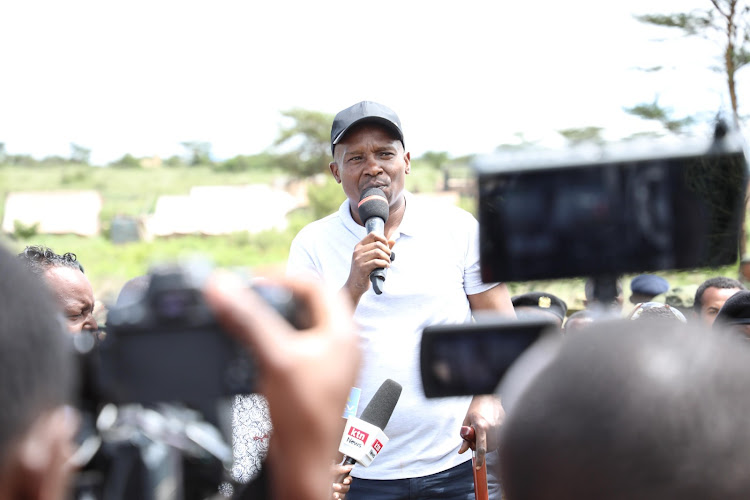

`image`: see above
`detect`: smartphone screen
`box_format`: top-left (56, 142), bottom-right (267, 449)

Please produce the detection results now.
top-left (420, 319), bottom-right (555, 398)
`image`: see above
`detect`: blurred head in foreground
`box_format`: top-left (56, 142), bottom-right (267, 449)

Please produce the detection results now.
top-left (499, 319), bottom-right (750, 500)
top-left (0, 244), bottom-right (77, 500)
top-left (562, 309), bottom-right (595, 334)
top-left (17, 245), bottom-right (97, 334)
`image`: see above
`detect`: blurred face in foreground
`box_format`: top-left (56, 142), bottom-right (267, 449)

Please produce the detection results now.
top-left (43, 266), bottom-right (98, 333)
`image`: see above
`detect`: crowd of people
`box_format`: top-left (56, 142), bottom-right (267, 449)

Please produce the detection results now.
top-left (2, 101), bottom-right (750, 500)
top-left (514, 271), bottom-right (750, 335)
top-left (512, 274), bottom-right (750, 333)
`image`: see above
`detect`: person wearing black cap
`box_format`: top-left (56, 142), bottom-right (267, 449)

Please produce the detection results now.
top-left (713, 290), bottom-right (750, 338)
top-left (287, 101), bottom-right (514, 499)
top-left (512, 292), bottom-right (567, 329)
top-left (628, 274), bottom-right (670, 305)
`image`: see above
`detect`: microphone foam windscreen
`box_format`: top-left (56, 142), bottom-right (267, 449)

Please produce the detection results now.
top-left (360, 379), bottom-right (402, 431)
top-left (358, 188), bottom-right (389, 224)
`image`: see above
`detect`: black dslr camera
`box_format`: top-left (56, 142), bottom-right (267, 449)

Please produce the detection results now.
top-left (74, 262), bottom-right (300, 500)
top-left (86, 262), bottom-right (299, 420)
top-left (421, 119), bottom-right (749, 398)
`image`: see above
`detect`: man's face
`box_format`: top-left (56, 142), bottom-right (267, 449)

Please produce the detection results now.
top-left (330, 123), bottom-right (410, 223)
top-left (43, 266), bottom-right (98, 333)
top-left (699, 286), bottom-right (742, 326)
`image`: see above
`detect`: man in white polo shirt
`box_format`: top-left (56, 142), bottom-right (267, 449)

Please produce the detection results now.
top-left (287, 101), bottom-right (515, 499)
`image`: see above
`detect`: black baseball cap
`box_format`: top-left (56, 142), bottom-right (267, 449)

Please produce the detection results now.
top-left (715, 290), bottom-right (750, 326)
top-left (330, 101), bottom-right (404, 156)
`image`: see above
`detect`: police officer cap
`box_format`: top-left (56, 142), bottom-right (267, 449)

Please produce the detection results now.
top-left (630, 274), bottom-right (670, 297)
top-left (512, 292), bottom-right (568, 321)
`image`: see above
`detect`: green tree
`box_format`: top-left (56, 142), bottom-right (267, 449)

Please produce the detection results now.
top-left (0, 142), bottom-right (6, 164)
top-left (635, 1), bottom-right (750, 123)
top-left (70, 143), bottom-right (91, 164)
top-left (623, 98), bottom-right (695, 134)
top-left (495, 133), bottom-right (539, 151)
top-left (215, 153), bottom-right (277, 172)
top-left (110, 153), bottom-right (141, 168)
top-left (164, 155), bottom-right (186, 168)
top-left (558, 126), bottom-right (605, 146)
top-left (41, 155), bottom-right (70, 165)
top-left (180, 141), bottom-right (213, 166)
top-left (6, 154), bottom-right (36, 166)
top-left (307, 176), bottom-right (346, 219)
top-left (635, 1), bottom-right (750, 257)
top-left (273, 108), bottom-right (333, 178)
top-left (419, 151), bottom-right (450, 170)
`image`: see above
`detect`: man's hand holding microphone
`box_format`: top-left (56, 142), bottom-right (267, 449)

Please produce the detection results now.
top-left (343, 188), bottom-right (395, 305)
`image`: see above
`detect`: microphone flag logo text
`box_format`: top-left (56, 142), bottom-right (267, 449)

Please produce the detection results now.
top-left (348, 426), bottom-right (369, 446)
top-left (339, 417), bottom-right (390, 467)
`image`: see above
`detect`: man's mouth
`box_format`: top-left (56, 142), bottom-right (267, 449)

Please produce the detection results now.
top-left (361, 182), bottom-right (388, 193)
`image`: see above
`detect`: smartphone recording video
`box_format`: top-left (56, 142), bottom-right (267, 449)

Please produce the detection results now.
top-left (420, 318), bottom-right (556, 398)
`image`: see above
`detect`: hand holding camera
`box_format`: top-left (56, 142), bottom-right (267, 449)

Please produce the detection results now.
top-left (204, 273), bottom-right (361, 500)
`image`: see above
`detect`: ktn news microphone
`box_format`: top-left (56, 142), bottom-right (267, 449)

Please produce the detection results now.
top-left (358, 187), bottom-right (391, 295)
top-left (336, 379), bottom-right (402, 483)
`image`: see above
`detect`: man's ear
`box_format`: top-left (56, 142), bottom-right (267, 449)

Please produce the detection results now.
top-left (404, 152), bottom-right (411, 175)
top-left (330, 161), bottom-right (341, 183)
top-left (7, 407), bottom-right (78, 500)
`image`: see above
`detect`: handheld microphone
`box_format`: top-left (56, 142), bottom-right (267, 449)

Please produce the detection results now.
top-left (335, 379), bottom-right (402, 484)
top-left (357, 188), bottom-right (390, 295)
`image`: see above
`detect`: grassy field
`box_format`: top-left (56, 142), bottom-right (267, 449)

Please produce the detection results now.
top-left (0, 162), bottom-right (742, 312)
top-left (0, 162), bottom-right (445, 303)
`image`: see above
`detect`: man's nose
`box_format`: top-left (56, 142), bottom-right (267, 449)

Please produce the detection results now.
top-left (364, 154), bottom-right (384, 175)
top-left (83, 313), bottom-right (98, 333)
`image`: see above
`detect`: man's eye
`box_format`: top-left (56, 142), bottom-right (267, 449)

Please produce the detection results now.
top-left (348, 156), bottom-right (362, 162)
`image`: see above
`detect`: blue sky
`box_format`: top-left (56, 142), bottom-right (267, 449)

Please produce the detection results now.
top-left (0, 0), bottom-right (737, 165)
